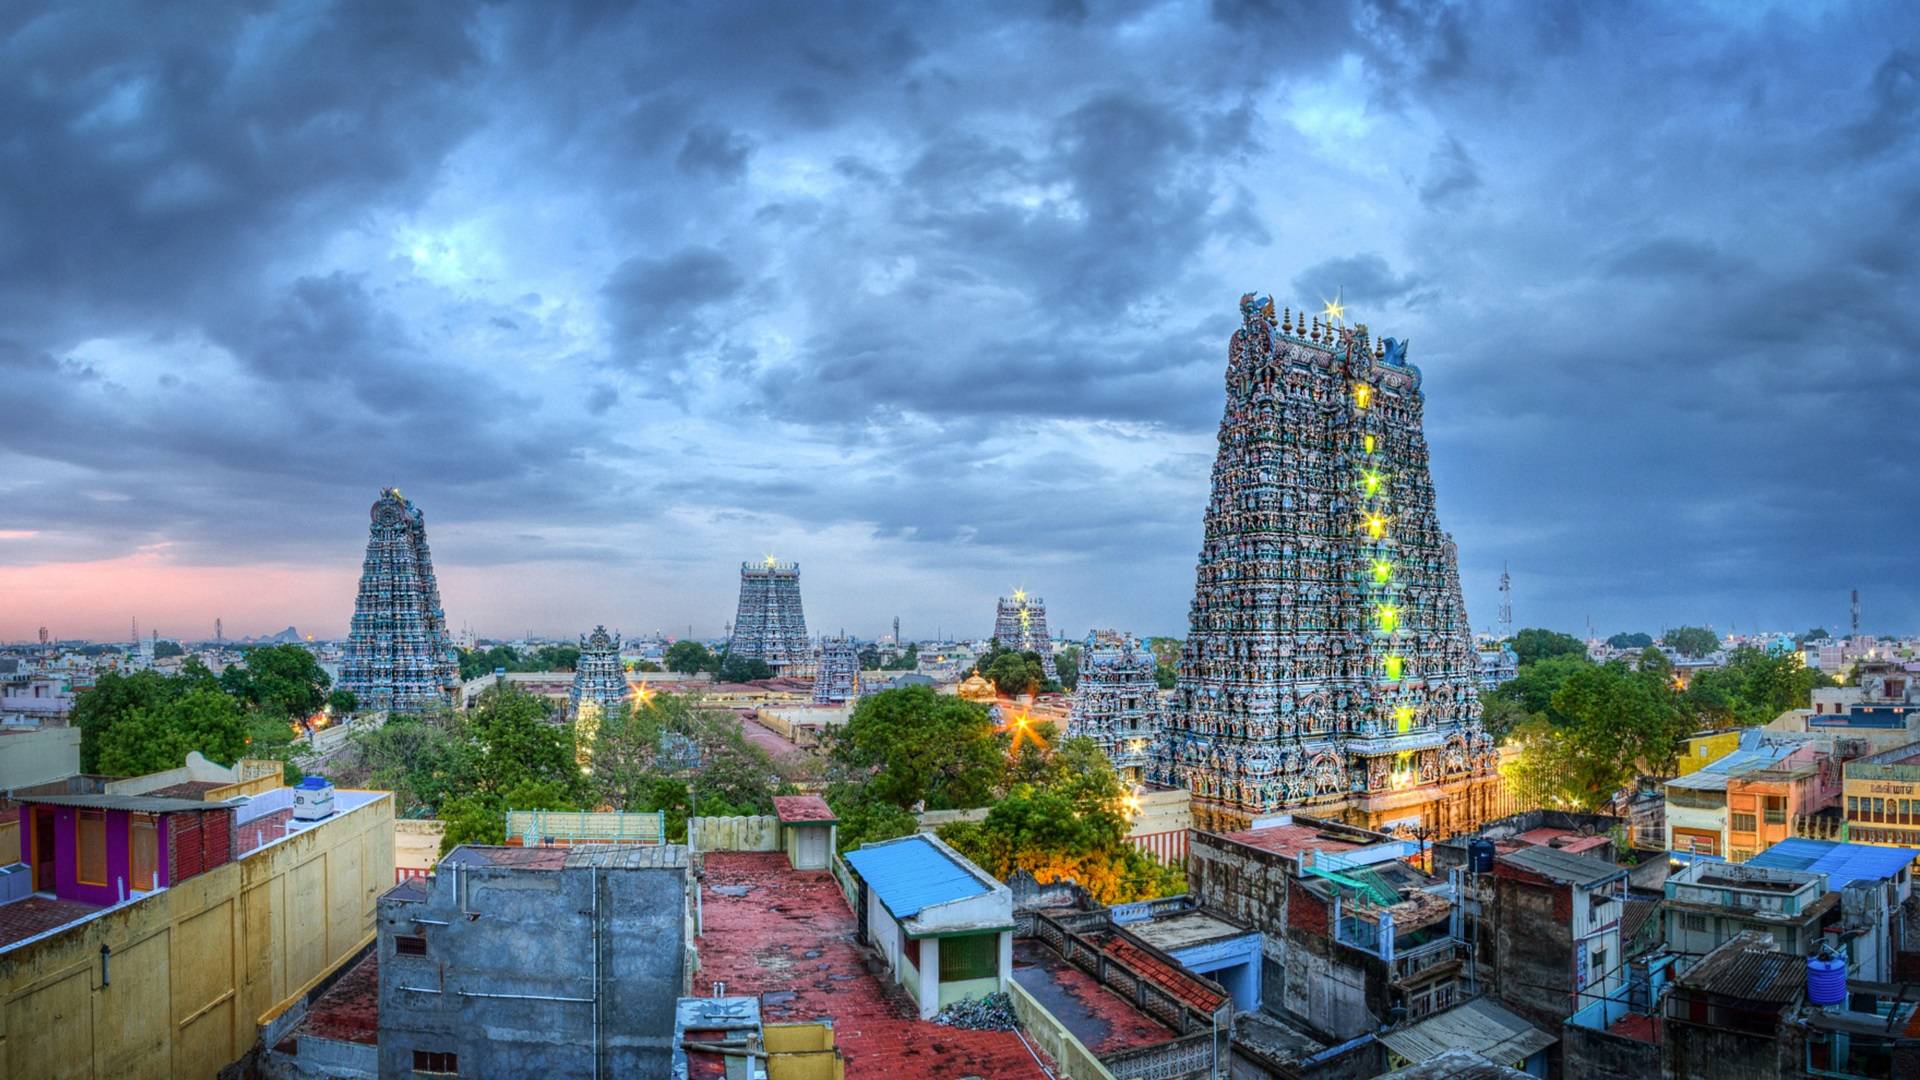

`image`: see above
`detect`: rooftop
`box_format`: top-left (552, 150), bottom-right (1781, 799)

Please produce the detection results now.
top-left (1676, 931), bottom-right (1806, 1003)
top-left (1011, 938), bottom-right (1175, 1056)
top-left (283, 949), bottom-right (380, 1048)
top-left (1377, 997), bottom-right (1556, 1069)
top-left (1380, 1047), bottom-right (1533, 1079)
top-left (843, 833), bottom-right (993, 920)
top-left (1215, 822), bottom-right (1364, 859)
top-left (1123, 909), bottom-right (1251, 953)
top-left (697, 851), bottom-right (1049, 1078)
top-left (1746, 838), bottom-right (1919, 889)
top-left (13, 792), bottom-right (234, 813)
top-left (772, 795), bottom-right (836, 824)
top-left (1511, 828), bottom-right (1611, 855)
top-left (0, 895), bottom-right (102, 949)
top-left (1495, 844), bottom-right (1626, 888)
top-left (439, 843), bottom-right (688, 872)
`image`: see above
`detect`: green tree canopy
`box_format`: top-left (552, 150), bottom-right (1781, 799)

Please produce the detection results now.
top-left (828, 686), bottom-right (1003, 813)
top-left (72, 669), bottom-right (178, 772)
top-left (1606, 632), bottom-right (1654, 650)
top-left (1507, 661), bottom-right (1689, 811)
top-left (222, 644), bottom-right (331, 720)
top-left (1053, 644), bottom-right (1081, 691)
top-left (1487, 652), bottom-right (1593, 722)
top-left (1510, 628), bottom-right (1588, 667)
top-left (327, 688), bottom-right (359, 715)
top-left (713, 651), bottom-right (774, 683)
top-left (1684, 646), bottom-right (1834, 727)
top-left (152, 639), bottom-right (185, 659)
top-left (663, 640), bottom-right (713, 675)
top-left (1663, 626), bottom-right (1721, 658)
top-left (96, 688), bottom-right (249, 776)
top-left (461, 685), bottom-right (579, 801)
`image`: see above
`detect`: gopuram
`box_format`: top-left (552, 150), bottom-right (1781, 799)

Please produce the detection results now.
top-left (1147, 295), bottom-right (1502, 836)
top-left (727, 557), bottom-right (811, 675)
top-left (569, 625), bottom-right (633, 720)
top-left (812, 633), bottom-right (860, 704)
top-left (338, 487), bottom-right (460, 714)
top-left (1068, 630), bottom-right (1164, 784)
top-left (990, 590), bottom-right (1058, 681)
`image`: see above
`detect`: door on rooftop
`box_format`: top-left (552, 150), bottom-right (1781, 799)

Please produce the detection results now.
top-left (33, 810), bottom-right (54, 891)
top-left (131, 814), bottom-right (157, 891)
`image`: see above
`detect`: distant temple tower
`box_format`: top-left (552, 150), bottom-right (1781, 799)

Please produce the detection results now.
top-left (339, 488), bottom-right (460, 714)
top-left (812, 634), bottom-right (860, 704)
top-left (1148, 294), bottom-right (1499, 835)
top-left (1068, 631), bottom-right (1164, 784)
top-left (991, 590), bottom-right (1058, 681)
top-left (727, 558), bottom-right (810, 675)
top-left (569, 626), bottom-right (632, 720)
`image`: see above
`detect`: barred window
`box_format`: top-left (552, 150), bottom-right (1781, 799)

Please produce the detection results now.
top-left (938, 933), bottom-right (999, 982)
top-left (1731, 813), bottom-right (1756, 833)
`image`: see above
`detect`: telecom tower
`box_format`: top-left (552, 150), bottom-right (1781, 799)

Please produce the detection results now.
top-left (1497, 563), bottom-right (1513, 641)
top-left (893, 615), bottom-right (901, 645)
top-left (1851, 589), bottom-right (1861, 637)
top-left (215, 617), bottom-right (223, 645)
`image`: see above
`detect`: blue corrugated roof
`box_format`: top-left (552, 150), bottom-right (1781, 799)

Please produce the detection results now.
top-left (843, 835), bottom-right (989, 918)
top-left (1748, 838), bottom-right (1920, 888)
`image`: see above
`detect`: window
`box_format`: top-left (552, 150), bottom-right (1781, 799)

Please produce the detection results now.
top-left (77, 810), bottom-right (108, 886)
top-left (395, 935), bottom-right (427, 957)
top-left (412, 1050), bottom-right (457, 1075)
top-left (1848, 796), bottom-right (1859, 815)
top-left (1731, 813), bottom-right (1757, 833)
top-left (903, 936), bottom-right (921, 970)
top-left (938, 933), bottom-right (999, 982)
top-left (1763, 797), bottom-right (1785, 825)
top-left (1682, 913), bottom-right (1708, 933)
top-left (1591, 948), bottom-right (1608, 984)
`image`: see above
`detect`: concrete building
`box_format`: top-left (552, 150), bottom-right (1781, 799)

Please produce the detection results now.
top-left (1664, 735), bottom-right (1813, 857)
top-left (0, 773), bottom-right (392, 1078)
top-left (1662, 931), bottom-right (1805, 1080)
top-left (0, 726), bottom-right (80, 791)
top-left (1663, 861), bottom-right (1834, 966)
top-left (375, 843), bottom-right (693, 1078)
top-left (1376, 996), bottom-right (1554, 1077)
top-left (842, 832), bottom-right (1014, 1020)
top-left (1489, 845), bottom-right (1628, 1043)
top-left (1724, 756), bottom-right (1842, 861)
top-left (1841, 740), bottom-right (1920, 847)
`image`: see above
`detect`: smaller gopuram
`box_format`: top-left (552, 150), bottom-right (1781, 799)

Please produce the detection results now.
top-left (569, 625), bottom-right (632, 721)
top-left (991, 589), bottom-right (1058, 681)
top-left (1068, 630), bottom-right (1165, 783)
top-left (812, 634), bottom-right (860, 704)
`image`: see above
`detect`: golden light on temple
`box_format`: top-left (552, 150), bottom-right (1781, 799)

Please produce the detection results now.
top-left (1364, 434), bottom-right (1376, 453)
top-left (1385, 655), bottom-right (1403, 681)
top-left (1361, 469), bottom-right (1383, 495)
top-left (1001, 708), bottom-right (1048, 754)
top-left (634, 683), bottom-right (656, 706)
top-left (1365, 514), bottom-right (1388, 539)
top-left (1377, 605), bottom-right (1400, 632)
top-left (1372, 560), bottom-right (1393, 583)
top-left (1353, 383), bottom-right (1371, 409)
top-left (1322, 288), bottom-right (1345, 326)
top-left (1011, 587), bottom-right (1027, 603)
top-left (763, 553), bottom-right (778, 568)
top-left (1395, 705), bottom-right (1415, 732)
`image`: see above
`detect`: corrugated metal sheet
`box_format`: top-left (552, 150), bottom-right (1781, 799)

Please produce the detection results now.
top-left (843, 835), bottom-right (988, 918)
top-left (1677, 931), bottom-right (1806, 1002)
top-left (1377, 997), bottom-right (1556, 1065)
top-left (1747, 838), bottom-right (1920, 888)
top-left (14, 793), bottom-right (232, 813)
top-left (1496, 844), bottom-right (1625, 887)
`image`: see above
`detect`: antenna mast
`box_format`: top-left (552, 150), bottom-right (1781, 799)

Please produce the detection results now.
top-left (1497, 563), bottom-right (1513, 641)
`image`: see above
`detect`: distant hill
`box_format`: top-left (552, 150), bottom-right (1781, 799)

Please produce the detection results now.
top-left (246, 626), bottom-right (302, 643)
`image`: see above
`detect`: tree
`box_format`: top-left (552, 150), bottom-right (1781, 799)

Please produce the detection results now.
top-left (1664, 626), bottom-right (1721, 659)
top-left (1801, 628), bottom-right (1830, 643)
top-left (1487, 653), bottom-right (1592, 723)
top-left (533, 644), bottom-right (581, 672)
top-left (354, 717), bottom-right (479, 815)
top-left (664, 640), bottom-right (713, 675)
top-left (984, 650), bottom-right (1042, 698)
top-left (96, 688), bottom-right (249, 776)
top-left (328, 689), bottom-right (359, 715)
top-left (1684, 647), bottom-right (1833, 727)
top-left (828, 686), bottom-right (1003, 812)
top-left (71, 669), bottom-right (177, 772)
top-left (1606, 632), bottom-right (1654, 650)
top-left (1480, 696), bottom-right (1532, 742)
top-left (1053, 644), bottom-right (1081, 691)
top-left (152, 639), bottom-right (185, 659)
top-left (1507, 661), bottom-right (1689, 811)
top-left (1510, 628), bottom-right (1587, 667)
top-left (223, 644), bottom-right (331, 720)
top-left (633, 660), bottom-right (663, 673)
top-left (1154, 662), bottom-right (1177, 690)
top-left (1145, 637), bottom-right (1182, 670)
top-left (462, 685), bottom-right (579, 801)
top-left (438, 794), bottom-right (507, 852)
top-left (938, 735), bottom-right (1183, 905)
top-left (713, 652), bottom-right (773, 683)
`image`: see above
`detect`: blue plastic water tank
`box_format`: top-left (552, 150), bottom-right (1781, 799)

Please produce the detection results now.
top-left (1806, 953), bottom-right (1847, 1006)
top-left (1468, 838), bottom-right (1496, 874)
top-left (298, 774), bottom-right (329, 790)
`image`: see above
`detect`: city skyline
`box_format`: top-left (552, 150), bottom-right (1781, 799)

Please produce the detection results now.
top-left (5, 2), bottom-right (1916, 643)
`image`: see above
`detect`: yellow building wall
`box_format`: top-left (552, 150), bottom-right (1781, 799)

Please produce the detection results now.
top-left (0, 793), bottom-right (394, 1080)
top-left (1675, 731), bottom-right (1742, 776)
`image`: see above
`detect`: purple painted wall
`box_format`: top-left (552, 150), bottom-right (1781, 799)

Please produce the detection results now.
top-left (38, 805), bottom-right (135, 906)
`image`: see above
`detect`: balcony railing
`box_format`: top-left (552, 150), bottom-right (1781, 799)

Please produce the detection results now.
top-left (1392, 937), bottom-right (1464, 984)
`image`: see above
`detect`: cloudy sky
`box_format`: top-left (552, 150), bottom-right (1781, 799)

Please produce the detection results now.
top-left (3, 0), bottom-right (1916, 645)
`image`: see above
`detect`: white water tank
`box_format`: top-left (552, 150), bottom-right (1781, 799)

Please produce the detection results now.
top-left (293, 775), bottom-right (336, 821)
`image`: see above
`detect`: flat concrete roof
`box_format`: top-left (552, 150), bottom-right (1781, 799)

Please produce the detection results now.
top-left (1124, 910), bottom-right (1251, 953)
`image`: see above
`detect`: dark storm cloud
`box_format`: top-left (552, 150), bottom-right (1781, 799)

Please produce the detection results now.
top-left (6, 0), bottom-right (1920, 640)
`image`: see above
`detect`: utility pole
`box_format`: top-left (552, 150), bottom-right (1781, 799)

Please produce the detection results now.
top-left (1851, 589), bottom-right (1861, 637)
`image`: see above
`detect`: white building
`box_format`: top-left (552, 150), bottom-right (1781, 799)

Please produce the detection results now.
top-left (842, 833), bottom-right (1014, 1019)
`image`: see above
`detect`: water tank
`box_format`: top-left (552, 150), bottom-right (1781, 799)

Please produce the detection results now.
top-left (293, 775), bottom-right (336, 822)
top-left (1468, 838), bottom-right (1496, 874)
top-left (1806, 952), bottom-right (1847, 1007)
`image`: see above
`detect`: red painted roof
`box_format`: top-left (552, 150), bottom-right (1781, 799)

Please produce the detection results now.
top-left (1218, 824), bottom-right (1363, 858)
top-left (698, 851), bottom-right (1051, 1079)
top-left (1011, 939), bottom-right (1175, 1055)
top-left (291, 951), bottom-right (379, 1046)
top-left (1099, 937), bottom-right (1227, 1014)
top-left (773, 795), bottom-right (836, 823)
top-left (0, 895), bottom-right (100, 948)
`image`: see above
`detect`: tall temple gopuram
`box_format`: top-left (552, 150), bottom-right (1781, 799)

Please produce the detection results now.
top-left (812, 633), bottom-right (860, 704)
top-left (727, 558), bottom-right (810, 675)
top-left (569, 625), bottom-right (632, 720)
top-left (1146, 294), bottom-right (1501, 836)
top-left (1068, 630), bottom-right (1164, 784)
top-left (990, 590), bottom-right (1058, 681)
top-left (338, 488), bottom-right (460, 714)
